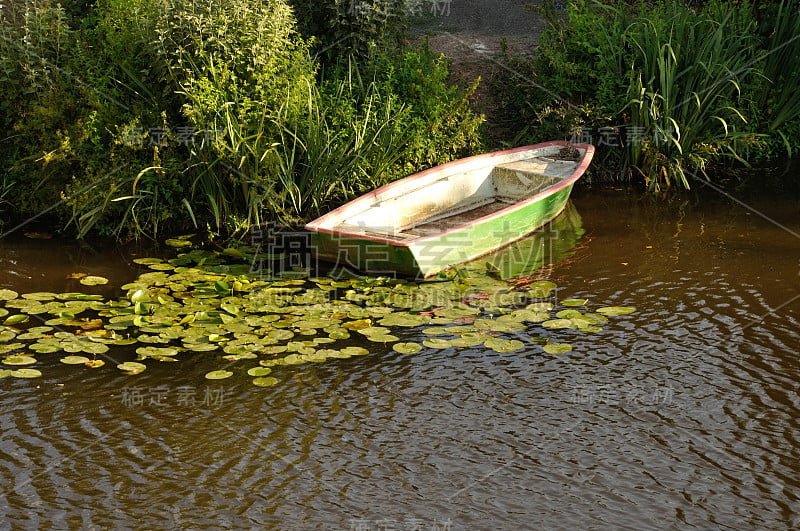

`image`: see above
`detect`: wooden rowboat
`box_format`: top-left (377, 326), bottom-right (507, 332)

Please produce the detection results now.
top-left (305, 141), bottom-right (595, 278)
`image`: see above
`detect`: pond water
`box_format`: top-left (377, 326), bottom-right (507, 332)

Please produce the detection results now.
top-left (0, 184), bottom-right (798, 529)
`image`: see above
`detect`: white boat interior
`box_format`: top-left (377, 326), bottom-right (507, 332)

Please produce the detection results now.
top-left (328, 146), bottom-right (585, 241)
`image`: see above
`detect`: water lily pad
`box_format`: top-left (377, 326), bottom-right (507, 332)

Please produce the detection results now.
top-left (3, 355), bottom-right (37, 366)
top-left (117, 361), bottom-right (146, 374)
top-left (0, 289), bottom-right (19, 301)
top-left (85, 359), bottom-right (105, 368)
top-left (29, 342), bottom-right (60, 353)
top-left (543, 342), bottom-right (573, 354)
top-left (509, 309), bottom-right (550, 322)
top-left (542, 319), bottom-right (573, 329)
top-left (133, 257), bottom-right (164, 265)
top-left (267, 329), bottom-right (295, 341)
top-left (393, 342), bottom-right (422, 354)
top-left (183, 343), bottom-right (219, 352)
top-left (525, 302), bottom-right (555, 312)
top-left (11, 368), bottom-right (42, 378)
top-left (281, 353), bottom-right (307, 365)
top-left (450, 333), bottom-right (487, 348)
top-left (422, 327), bottom-right (456, 335)
top-left (422, 338), bottom-right (452, 349)
top-left (596, 306), bottom-right (636, 316)
top-left (582, 313), bottom-right (608, 324)
top-left (0, 369), bottom-right (11, 378)
top-left (21, 292), bottom-right (57, 300)
top-left (365, 334), bottom-right (399, 343)
top-left (252, 376), bottom-right (278, 387)
top-left (340, 346), bottom-right (369, 356)
top-left (556, 309), bottom-right (584, 319)
top-left (165, 238), bottom-right (193, 248)
top-left (342, 319), bottom-right (372, 330)
top-left (79, 276), bottom-right (109, 286)
top-left (484, 338), bottom-right (524, 353)
top-left (3, 314), bottom-right (29, 326)
top-left (222, 352), bottom-right (258, 361)
top-left (473, 319), bottom-right (526, 333)
top-left (247, 367), bottom-right (272, 377)
top-left (148, 263), bottom-right (175, 271)
top-left (136, 346), bottom-right (179, 357)
top-left (0, 343), bottom-right (24, 355)
top-left (205, 370), bottom-right (233, 380)
top-left (561, 298), bottom-right (588, 307)
top-left (528, 280), bottom-right (557, 298)
top-left (60, 355), bottom-right (91, 365)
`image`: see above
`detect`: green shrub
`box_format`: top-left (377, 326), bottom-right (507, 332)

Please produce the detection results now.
top-left (269, 45), bottom-right (484, 222)
top-left (0, 0), bottom-right (483, 239)
top-left (497, 0), bottom-right (800, 190)
top-left (289, 0), bottom-right (407, 58)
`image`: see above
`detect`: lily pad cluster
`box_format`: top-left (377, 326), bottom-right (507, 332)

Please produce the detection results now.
top-left (0, 245), bottom-right (636, 385)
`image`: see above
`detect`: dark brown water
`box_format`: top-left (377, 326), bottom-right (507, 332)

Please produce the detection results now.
top-left (1, 187), bottom-right (798, 529)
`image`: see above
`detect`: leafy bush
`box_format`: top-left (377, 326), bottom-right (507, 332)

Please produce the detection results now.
top-left (495, 0), bottom-right (800, 190)
top-left (290, 0), bottom-right (408, 57)
top-left (0, 0), bottom-right (483, 238)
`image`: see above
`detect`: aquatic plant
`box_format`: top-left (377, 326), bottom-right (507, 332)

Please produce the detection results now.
top-left (502, 0), bottom-right (800, 188)
top-left (0, 241), bottom-right (636, 387)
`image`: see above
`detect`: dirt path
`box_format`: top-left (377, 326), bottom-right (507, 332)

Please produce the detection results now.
top-left (410, 0), bottom-right (549, 139)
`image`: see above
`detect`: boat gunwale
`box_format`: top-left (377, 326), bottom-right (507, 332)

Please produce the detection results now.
top-left (305, 141), bottom-right (595, 247)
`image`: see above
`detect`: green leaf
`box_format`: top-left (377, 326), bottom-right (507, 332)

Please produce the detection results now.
top-left (393, 342), bottom-right (422, 354)
top-left (596, 306), bottom-right (636, 316)
top-left (165, 238), bottom-right (193, 248)
top-left (543, 343), bottom-right (573, 354)
top-left (21, 292), bottom-right (57, 300)
top-left (3, 314), bottom-right (29, 326)
top-left (214, 280), bottom-right (231, 294)
top-left (340, 346), bottom-right (369, 356)
top-left (205, 370), bottom-right (233, 380)
top-left (0, 289), bottom-right (19, 301)
top-left (3, 355), bottom-right (37, 366)
top-left (542, 318), bottom-right (573, 329)
top-left (130, 290), bottom-right (151, 303)
top-left (60, 355), bottom-right (91, 365)
top-left (79, 276), bottom-right (109, 286)
top-left (11, 368), bottom-right (42, 378)
top-left (556, 309), bottom-right (583, 319)
top-left (484, 338), bottom-right (524, 353)
top-left (117, 362), bottom-right (146, 374)
top-left (422, 338), bottom-right (452, 349)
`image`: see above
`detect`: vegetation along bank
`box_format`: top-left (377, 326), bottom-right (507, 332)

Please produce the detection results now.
top-left (1, 0), bottom-right (798, 241)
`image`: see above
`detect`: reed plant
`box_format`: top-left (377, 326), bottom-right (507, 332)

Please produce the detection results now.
top-left (623, 1), bottom-right (758, 189)
top-left (756, 0), bottom-right (800, 134)
top-left (270, 76), bottom-right (411, 221)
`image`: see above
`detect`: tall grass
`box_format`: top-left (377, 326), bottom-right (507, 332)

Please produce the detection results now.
top-left (271, 79), bottom-right (410, 220)
top-left (186, 64), bottom-right (415, 229)
top-left (757, 0), bottom-right (800, 133)
top-left (624, 1), bottom-right (757, 189)
top-left (509, 0), bottom-right (800, 189)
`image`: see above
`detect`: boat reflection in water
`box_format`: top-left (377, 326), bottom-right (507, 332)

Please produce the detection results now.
top-left (460, 201), bottom-right (585, 280)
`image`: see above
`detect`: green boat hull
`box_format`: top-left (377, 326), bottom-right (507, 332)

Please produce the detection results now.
top-left (312, 183), bottom-right (575, 278)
